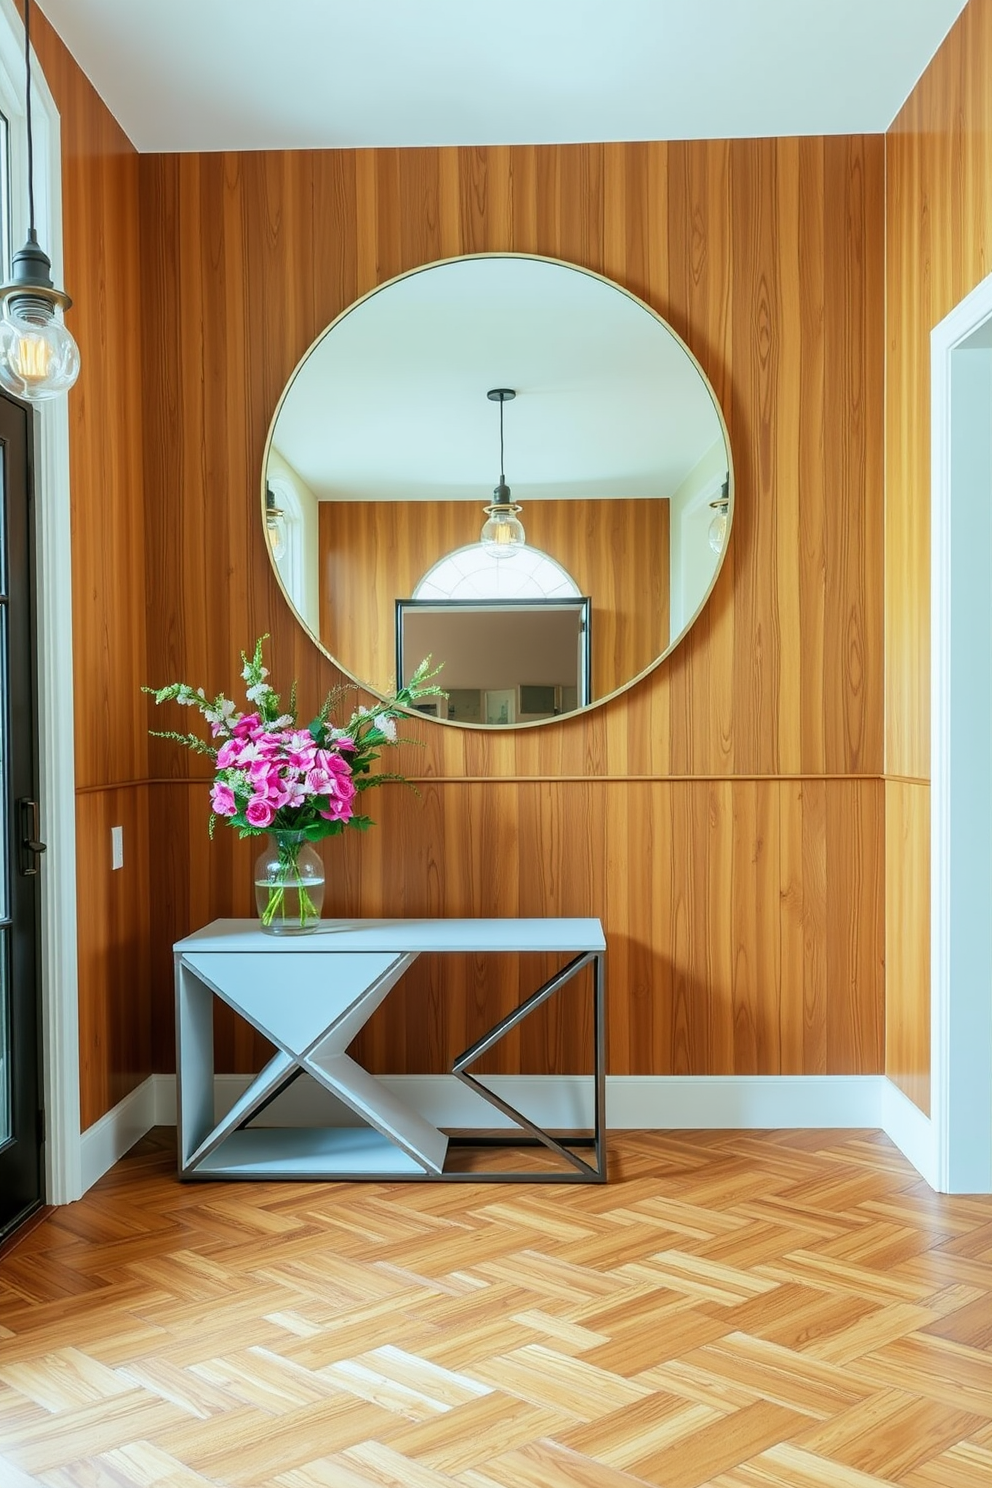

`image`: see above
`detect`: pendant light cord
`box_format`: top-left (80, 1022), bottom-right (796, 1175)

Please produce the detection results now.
top-left (499, 394), bottom-right (505, 483)
top-left (23, 0), bottom-right (35, 233)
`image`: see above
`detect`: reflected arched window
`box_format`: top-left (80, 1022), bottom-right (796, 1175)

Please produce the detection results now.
top-left (414, 543), bottom-right (580, 602)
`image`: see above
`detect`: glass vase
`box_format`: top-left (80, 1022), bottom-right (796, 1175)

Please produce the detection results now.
top-left (254, 831), bottom-right (324, 935)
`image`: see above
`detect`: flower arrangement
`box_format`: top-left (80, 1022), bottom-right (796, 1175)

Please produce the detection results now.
top-left (144, 638), bottom-right (444, 931)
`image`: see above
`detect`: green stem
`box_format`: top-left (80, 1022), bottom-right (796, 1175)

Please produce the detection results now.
top-left (260, 835), bottom-right (320, 927)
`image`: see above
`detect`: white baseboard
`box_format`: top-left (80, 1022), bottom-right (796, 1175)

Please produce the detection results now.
top-left (881, 1077), bottom-right (936, 1187)
top-left (605, 1074), bottom-right (885, 1129)
top-left (79, 1072), bottom-right (936, 1195)
top-left (79, 1075), bottom-right (158, 1195)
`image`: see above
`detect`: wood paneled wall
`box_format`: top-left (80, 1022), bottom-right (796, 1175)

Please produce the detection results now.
top-left (31, 0), bottom-right (985, 1118)
top-left (153, 776), bottom-right (883, 1079)
top-left (140, 138), bottom-right (886, 1080)
top-left (318, 497), bottom-right (671, 699)
top-left (31, 10), bottom-right (152, 1128)
top-left (882, 0), bottom-right (992, 1112)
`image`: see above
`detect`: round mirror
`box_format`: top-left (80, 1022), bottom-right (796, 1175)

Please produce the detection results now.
top-left (262, 253), bottom-right (733, 728)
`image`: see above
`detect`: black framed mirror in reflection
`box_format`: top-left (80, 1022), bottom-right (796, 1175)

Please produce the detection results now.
top-left (261, 253), bottom-right (733, 729)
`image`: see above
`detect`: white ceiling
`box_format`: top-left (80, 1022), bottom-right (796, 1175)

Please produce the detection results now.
top-left (37, 0), bottom-right (968, 154)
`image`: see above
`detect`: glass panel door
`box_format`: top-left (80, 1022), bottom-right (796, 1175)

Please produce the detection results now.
top-left (0, 388), bottom-right (41, 1241)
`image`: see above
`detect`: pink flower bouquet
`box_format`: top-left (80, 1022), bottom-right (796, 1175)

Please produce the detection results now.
top-left (145, 638), bottom-right (444, 930)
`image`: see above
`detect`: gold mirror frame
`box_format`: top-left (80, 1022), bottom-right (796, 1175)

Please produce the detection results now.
top-left (261, 252), bottom-right (735, 729)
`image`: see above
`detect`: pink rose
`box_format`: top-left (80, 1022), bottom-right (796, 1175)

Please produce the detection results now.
top-left (245, 795), bottom-right (275, 828)
top-left (232, 712), bottom-right (261, 739)
top-left (211, 782), bottom-right (237, 817)
top-left (328, 753), bottom-right (353, 775)
top-left (330, 773), bottom-right (356, 802)
top-left (319, 796), bottom-right (353, 823)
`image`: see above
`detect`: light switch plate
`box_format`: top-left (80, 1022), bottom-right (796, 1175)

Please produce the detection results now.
top-left (111, 825), bottom-right (123, 870)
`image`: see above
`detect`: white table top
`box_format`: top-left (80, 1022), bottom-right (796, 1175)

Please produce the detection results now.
top-left (176, 917), bottom-right (606, 955)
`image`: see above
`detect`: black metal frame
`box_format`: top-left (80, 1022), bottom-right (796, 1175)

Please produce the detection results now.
top-left (444, 948), bottom-right (607, 1183)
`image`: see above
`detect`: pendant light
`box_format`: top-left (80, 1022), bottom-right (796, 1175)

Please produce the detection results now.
top-left (708, 478), bottom-right (731, 554)
top-left (0, 0), bottom-right (79, 402)
top-left (265, 484), bottom-right (287, 561)
top-left (480, 388), bottom-right (525, 556)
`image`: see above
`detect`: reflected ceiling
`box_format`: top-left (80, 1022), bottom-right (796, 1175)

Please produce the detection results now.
top-left (271, 256), bottom-right (720, 506)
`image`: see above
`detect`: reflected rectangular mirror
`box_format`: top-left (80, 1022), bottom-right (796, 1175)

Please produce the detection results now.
top-left (396, 598), bottom-right (591, 723)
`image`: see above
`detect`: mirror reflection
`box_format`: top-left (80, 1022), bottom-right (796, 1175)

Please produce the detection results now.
top-left (263, 254), bottom-right (732, 727)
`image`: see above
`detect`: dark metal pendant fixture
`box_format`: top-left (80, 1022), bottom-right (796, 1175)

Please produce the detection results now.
top-left (708, 477), bottom-right (731, 554)
top-left (0, 0), bottom-right (79, 401)
top-left (480, 387), bottom-right (525, 556)
top-left (265, 484), bottom-right (286, 560)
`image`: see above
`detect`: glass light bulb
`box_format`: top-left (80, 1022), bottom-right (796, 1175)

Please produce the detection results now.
top-left (708, 509), bottom-right (727, 555)
top-left (267, 512), bottom-right (286, 561)
top-left (0, 299), bottom-right (80, 401)
top-left (481, 508), bottom-right (526, 556)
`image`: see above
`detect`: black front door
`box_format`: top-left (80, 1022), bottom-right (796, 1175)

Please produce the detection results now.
top-left (0, 390), bottom-right (42, 1241)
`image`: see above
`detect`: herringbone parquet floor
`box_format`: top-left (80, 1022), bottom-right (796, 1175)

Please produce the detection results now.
top-left (3, 1128), bottom-right (992, 1487)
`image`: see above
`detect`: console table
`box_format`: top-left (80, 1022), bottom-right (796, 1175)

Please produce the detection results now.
top-left (174, 918), bottom-right (606, 1183)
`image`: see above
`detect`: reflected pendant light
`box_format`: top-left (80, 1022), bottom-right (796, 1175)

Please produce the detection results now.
top-left (0, 0), bottom-right (80, 402)
top-left (708, 478), bottom-right (730, 554)
top-left (265, 484), bottom-right (286, 561)
top-left (480, 387), bottom-right (525, 556)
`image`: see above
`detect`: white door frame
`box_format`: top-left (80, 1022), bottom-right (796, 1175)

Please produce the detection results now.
top-left (0, 0), bottom-right (81, 1204)
top-left (930, 268), bottom-right (992, 1193)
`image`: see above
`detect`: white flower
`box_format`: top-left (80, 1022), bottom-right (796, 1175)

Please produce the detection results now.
top-left (204, 697), bottom-right (236, 726)
top-left (241, 661), bottom-right (253, 681)
top-left (374, 713), bottom-right (397, 742)
top-left (245, 682), bottom-right (272, 703)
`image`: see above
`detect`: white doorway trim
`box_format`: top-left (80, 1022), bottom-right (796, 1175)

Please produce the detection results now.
top-left (930, 268), bottom-right (992, 1194)
top-left (0, 0), bottom-right (81, 1203)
